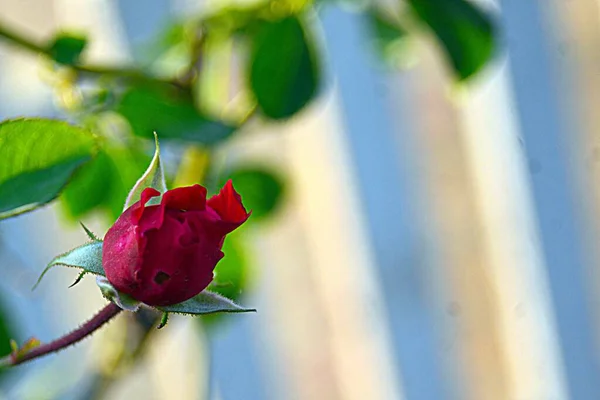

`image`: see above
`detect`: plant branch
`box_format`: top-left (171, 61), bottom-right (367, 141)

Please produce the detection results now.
top-left (0, 21), bottom-right (183, 88)
top-left (0, 22), bottom-right (46, 53)
top-left (0, 302), bottom-right (122, 367)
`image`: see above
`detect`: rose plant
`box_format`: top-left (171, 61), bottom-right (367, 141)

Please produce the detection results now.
top-left (104, 182), bottom-right (250, 306)
top-left (0, 136), bottom-right (254, 367)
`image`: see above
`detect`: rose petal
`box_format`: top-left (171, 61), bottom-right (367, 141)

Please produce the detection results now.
top-left (136, 185), bottom-right (208, 233)
top-left (162, 184), bottom-right (207, 211)
top-left (207, 180), bottom-right (249, 225)
top-left (131, 187), bottom-right (161, 223)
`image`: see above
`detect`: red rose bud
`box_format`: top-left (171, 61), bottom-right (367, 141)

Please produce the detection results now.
top-left (102, 181), bottom-right (249, 306)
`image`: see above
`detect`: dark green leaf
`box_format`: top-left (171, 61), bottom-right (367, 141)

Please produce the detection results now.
top-left (366, 9), bottom-right (409, 67)
top-left (105, 146), bottom-right (152, 222)
top-left (34, 241), bottom-right (104, 290)
top-left (250, 16), bottom-right (320, 119)
top-left (116, 84), bottom-right (236, 144)
top-left (0, 118), bottom-right (97, 220)
top-left (60, 145), bottom-right (152, 222)
top-left (225, 167), bottom-right (284, 221)
top-left (407, 0), bottom-right (495, 80)
top-left (48, 33), bottom-right (88, 65)
top-left (61, 150), bottom-right (113, 219)
top-left (158, 291), bottom-right (255, 315)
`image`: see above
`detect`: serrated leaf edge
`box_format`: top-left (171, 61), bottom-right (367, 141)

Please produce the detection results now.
top-left (79, 222), bottom-right (101, 241)
top-left (156, 290), bottom-right (256, 316)
top-left (33, 241), bottom-right (105, 290)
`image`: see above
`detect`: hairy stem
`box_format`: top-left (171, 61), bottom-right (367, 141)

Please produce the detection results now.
top-left (0, 302), bottom-right (122, 367)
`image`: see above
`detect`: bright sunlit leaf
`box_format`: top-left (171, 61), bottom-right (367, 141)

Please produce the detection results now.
top-left (0, 118), bottom-right (96, 220)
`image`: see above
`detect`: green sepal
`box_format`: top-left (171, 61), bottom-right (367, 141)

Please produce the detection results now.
top-left (34, 241), bottom-right (105, 290)
top-left (157, 291), bottom-right (255, 315)
top-left (79, 222), bottom-right (100, 241)
top-left (96, 276), bottom-right (141, 312)
top-left (68, 271), bottom-right (87, 288)
top-left (123, 133), bottom-right (167, 210)
top-left (158, 312), bottom-right (169, 329)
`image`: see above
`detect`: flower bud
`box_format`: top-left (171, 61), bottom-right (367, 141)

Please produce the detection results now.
top-left (102, 181), bottom-right (249, 306)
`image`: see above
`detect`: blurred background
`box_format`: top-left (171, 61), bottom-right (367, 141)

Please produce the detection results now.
top-left (0, 0), bottom-right (599, 399)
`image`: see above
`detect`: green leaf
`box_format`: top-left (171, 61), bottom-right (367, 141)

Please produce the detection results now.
top-left (366, 9), bottom-right (409, 67)
top-left (249, 16), bottom-right (320, 119)
top-left (60, 145), bottom-right (152, 222)
top-left (48, 32), bottom-right (88, 65)
top-left (407, 0), bottom-right (495, 80)
top-left (0, 118), bottom-right (97, 220)
top-left (34, 241), bottom-right (105, 290)
top-left (61, 150), bottom-right (113, 219)
top-left (124, 133), bottom-right (167, 209)
top-left (158, 291), bottom-right (255, 315)
top-left (225, 167), bottom-right (284, 221)
top-left (116, 83), bottom-right (236, 144)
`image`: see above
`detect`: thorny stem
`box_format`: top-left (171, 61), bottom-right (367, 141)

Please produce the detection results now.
top-left (0, 303), bottom-right (122, 367)
top-left (0, 21), bottom-right (183, 88)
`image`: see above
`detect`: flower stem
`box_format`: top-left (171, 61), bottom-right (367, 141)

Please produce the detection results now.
top-left (0, 302), bottom-right (122, 367)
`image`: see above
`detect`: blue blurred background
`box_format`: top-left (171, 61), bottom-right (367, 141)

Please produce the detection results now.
top-left (1, 0), bottom-right (600, 399)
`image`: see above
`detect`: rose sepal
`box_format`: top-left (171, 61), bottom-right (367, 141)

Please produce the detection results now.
top-left (123, 132), bottom-right (166, 209)
top-left (158, 291), bottom-right (256, 315)
top-left (33, 226), bottom-right (105, 290)
top-left (96, 276), bottom-right (141, 312)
